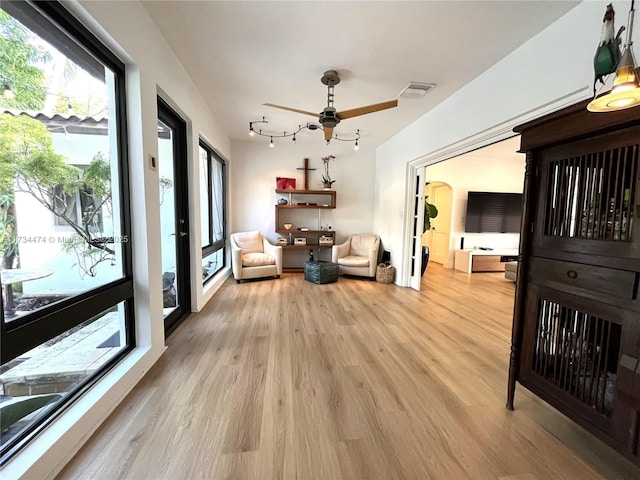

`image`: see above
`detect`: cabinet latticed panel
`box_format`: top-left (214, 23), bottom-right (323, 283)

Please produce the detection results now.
top-left (533, 128), bottom-right (639, 260)
top-left (509, 100), bottom-right (640, 465)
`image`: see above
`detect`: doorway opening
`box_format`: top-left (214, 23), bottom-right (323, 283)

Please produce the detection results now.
top-left (157, 98), bottom-right (191, 336)
top-left (409, 136), bottom-right (525, 290)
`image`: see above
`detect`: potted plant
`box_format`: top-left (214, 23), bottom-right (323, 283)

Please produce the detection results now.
top-left (421, 196), bottom-right (438, 275)
top-left (423, 197), bottom-right (438, 232)
top-left (321, 155), bottom-right (335, 189)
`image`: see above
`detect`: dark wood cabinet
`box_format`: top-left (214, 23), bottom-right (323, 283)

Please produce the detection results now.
top-left (507, 99), bottom-right (640, 465)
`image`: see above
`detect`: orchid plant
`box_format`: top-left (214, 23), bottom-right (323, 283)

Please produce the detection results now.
top-left (321, 155), bottom-right (335, 187)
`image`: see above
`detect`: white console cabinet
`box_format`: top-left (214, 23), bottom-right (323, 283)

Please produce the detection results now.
top-left (454, 249), bottom-right (519, 273)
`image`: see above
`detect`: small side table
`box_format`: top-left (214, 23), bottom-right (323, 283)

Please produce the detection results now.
top-left (1, 268), bottom-right (54, 315)
top-left (304, 261), bottom-right (339, 284)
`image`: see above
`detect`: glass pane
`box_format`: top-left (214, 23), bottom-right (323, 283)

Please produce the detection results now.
top-left (158, 120), bottom-right (178, 317)
top-left (0, 12), bottom-right (125, 322)
top-left (211, 158), bottom-right (224, 243)
top-left (199, 145), bottom-right (210, 248)
top-left (202, 248), bottom-right (223, 284)
top-left (0, 302), bottom-right (129, 448)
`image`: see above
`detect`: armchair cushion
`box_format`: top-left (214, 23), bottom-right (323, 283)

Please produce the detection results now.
top-left (233, 231), bottom-right (263, 254)
top-left (339, 255), bottom-right (370, 267)
top-left (350, 234), bottom-right (379, 257)
top-left (243, 252), bottom-right (276, 267)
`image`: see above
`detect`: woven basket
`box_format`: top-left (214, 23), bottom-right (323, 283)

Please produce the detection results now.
top-left (376, 263), bottom-right (395, 284)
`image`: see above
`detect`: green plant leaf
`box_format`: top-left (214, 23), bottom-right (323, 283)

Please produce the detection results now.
top-left (423, 200), bottom-right (438, 233)
top-left (0, 394), bottom-right (62, 430)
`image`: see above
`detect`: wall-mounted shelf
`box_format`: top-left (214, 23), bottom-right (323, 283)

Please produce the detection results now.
top-left (275, 189), bottom-right (337, 271)
top-left (276, 189), bottom-right (336, 206)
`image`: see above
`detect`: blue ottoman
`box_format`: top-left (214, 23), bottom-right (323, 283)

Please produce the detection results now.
top-left (304, 261), bottom-right (339, 284)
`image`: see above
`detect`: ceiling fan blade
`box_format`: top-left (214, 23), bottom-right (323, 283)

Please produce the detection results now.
top-left (324, 127), bottom-right (334, 142)
top-left (263, 103), bottom-right (319, 117)
top-left (337, 99), bottom-right (398, 120)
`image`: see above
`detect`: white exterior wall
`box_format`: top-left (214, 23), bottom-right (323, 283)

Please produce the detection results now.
top-left (375, 0), bottom-right (617, 285)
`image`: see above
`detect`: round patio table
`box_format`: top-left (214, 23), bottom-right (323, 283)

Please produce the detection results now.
top-left (1, 268), bottom-right (54, 315)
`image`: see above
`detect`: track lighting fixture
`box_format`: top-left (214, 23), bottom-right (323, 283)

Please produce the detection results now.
top-left (248, 117), bottom-right (361, 149)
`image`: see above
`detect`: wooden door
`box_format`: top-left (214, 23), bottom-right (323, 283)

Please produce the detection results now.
top-left (429, 183), bottom-right (452, 265)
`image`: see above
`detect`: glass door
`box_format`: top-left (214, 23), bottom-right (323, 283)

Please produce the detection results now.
top-left (157, 98), bottom-right (190, 336)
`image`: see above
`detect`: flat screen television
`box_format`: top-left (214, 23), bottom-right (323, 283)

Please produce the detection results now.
top-left (464, 191), bottom-right (523, 233)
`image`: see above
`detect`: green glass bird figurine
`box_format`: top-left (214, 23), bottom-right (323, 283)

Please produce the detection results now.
top-left (593, 4), bottom-right (626, 95)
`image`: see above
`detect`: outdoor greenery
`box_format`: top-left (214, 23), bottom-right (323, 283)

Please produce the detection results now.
top-left (0, 11), bottom-right (114, 277)
top-left (0, 113), bottom-right (114, 276)
top-left (0, 10), bottom-right (49, 110)
top-left (0, 394), bottom-right (61, 431)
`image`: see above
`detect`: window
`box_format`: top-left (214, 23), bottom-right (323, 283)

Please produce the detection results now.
top-left (0, 1), bottom-right (133, 460)
top-left (52, 166), bottom-right (104, 232)
top-left (199, 140), bottom-right (225, 283)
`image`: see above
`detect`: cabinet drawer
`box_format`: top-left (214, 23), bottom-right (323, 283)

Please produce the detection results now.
top-left (471, 255), bottom-right (504, 272)
top-left (529, 257), bottom-right (638, 302)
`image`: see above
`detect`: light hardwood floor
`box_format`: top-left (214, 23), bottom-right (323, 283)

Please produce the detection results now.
top-left (58, 264), bottom-right (640, 479)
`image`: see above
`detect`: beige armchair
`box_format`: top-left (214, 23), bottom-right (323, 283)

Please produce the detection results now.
top-left (505, 261), bottom-right (517, 282)
top-left (231, 231), bottom-right (282, 283)
top-left (331, 234), bottom-right (381, 278)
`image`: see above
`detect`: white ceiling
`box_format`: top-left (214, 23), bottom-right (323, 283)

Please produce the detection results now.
top-left (141, 1), bottom-right (580, 150)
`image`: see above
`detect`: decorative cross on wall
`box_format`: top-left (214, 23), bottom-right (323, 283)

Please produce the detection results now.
top-left (296, 158), bottom-right (316, 191)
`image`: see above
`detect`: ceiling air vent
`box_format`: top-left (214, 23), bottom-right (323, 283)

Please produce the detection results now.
top-left (399, 82), bottom-right (435, 98)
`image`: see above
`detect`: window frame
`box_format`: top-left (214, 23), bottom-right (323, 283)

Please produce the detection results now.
top-left (0, 0), bottom-right (134, 462)
top-left (52, 166), bottom-right (104, 231)
top-left (199, 139), bottom-right (226, 283)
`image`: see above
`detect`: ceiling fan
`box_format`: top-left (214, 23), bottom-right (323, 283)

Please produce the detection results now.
top-left (264, 70), bottom-right (398, 143)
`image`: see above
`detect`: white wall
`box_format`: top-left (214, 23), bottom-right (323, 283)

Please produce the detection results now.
top-left (425, 138), bottom-right (525, 268)
top-left (374, 0), bottom-right (617, 286)
top-left (231, 140), bottom-right (377, 263)
top-left (2, 1), bottom-right (231, 478)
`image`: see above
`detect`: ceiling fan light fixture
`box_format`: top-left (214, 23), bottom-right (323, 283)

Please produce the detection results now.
top-left (260, 69), bottom-right (397, 145)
